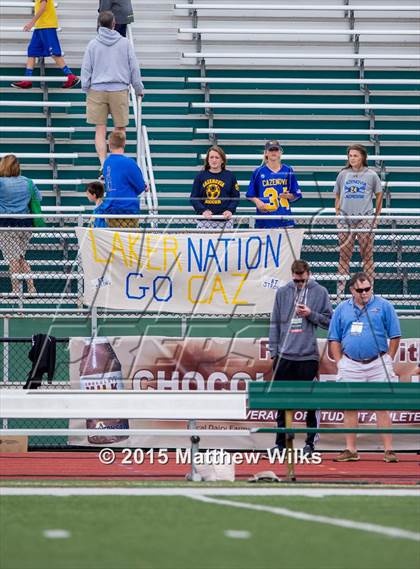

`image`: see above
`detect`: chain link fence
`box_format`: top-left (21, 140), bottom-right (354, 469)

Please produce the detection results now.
top-left (0, 215), bottom-right (419, 448)
top-left (0, 338), bottom-right (70, 448)
top-left (0, 225), bottom-right (81, 309)
top-left (0, 216), bottom-right (418, 311)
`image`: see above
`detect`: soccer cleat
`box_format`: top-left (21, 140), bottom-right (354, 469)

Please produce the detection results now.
top-left (11, 80), bottom-right (32, 89)
top-left (62, 74), bottom-right (80, 89)
top-left (333, 449), bottom-right (360, 462)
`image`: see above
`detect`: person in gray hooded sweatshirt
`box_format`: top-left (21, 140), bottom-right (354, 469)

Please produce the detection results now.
top-left (81, 11), bottom-right (144, 170)
top-left (269, 259), bottom-right (333, 455)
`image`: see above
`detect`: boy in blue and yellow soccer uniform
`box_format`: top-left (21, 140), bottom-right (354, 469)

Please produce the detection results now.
top-left (12, 0), bottom-right (79, 89)
top-left (246, 140), bottom-right (302, 228)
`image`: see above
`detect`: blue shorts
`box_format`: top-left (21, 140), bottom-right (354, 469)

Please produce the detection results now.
top-left (27, 28), bottom-right (62, 57)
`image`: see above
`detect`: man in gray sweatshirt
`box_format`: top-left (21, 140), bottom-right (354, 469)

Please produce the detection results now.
top-left (81, 11), bottom-right (144, 170)
top-left (269, 259), bottom-right (333, 454)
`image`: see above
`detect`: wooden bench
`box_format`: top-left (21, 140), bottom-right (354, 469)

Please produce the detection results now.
top-left (0, 389), bottom-right (248, 481)
top-left (248, 381), bottom-right (420, 480)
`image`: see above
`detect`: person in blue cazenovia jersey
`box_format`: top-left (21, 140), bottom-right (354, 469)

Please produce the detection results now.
top-left (246, 140), bottom-right (302, 228)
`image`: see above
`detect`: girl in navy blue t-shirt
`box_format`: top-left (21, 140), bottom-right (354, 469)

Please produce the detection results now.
top-left (190, 146), bottom-right (240, 229)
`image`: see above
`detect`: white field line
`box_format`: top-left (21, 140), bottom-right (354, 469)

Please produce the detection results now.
top-left (1, 487), bottom-right (420, 497)
top-left (43, 529), bottom-right (71, 539)
top-left (188, 494), bottom-right (420, 542)
top-left (224, 529), bottom-right (251, 539)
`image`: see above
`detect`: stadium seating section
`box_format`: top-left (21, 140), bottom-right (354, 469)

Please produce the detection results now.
top-left (0, 0), bottom-right (419, 310)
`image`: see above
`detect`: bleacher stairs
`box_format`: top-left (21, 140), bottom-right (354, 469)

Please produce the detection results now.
top-left (0, 0), bottom-right (419, 310)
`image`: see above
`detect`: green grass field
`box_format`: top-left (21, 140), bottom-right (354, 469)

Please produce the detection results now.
top-left (1, 487), bottom-right (419, 569)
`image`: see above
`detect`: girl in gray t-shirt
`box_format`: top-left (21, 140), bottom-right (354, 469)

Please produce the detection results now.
top-left (334, 144), bottom-right (383, 298)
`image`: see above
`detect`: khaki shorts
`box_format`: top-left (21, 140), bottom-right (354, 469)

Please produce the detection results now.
top-left (337, 354), bottom-right (398, 383)
top-left (86, 89), bottom-right (129, 127)
top-left (0, 231), bottom-right (31, 262)
top-left (337, 219), bottom-right (374, 231)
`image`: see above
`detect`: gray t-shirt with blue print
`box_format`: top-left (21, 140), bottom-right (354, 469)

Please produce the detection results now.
top-left (334, 167), bottom-right (382, 217)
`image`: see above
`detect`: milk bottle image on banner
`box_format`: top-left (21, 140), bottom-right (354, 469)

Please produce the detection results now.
top-left (79, 337), bottom-right (129, 444)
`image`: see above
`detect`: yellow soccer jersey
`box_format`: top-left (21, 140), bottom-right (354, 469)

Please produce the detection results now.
top-left (34, 0), bottom-right (58, 29)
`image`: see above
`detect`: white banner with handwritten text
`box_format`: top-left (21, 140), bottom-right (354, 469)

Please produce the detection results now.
top-left (76, 228), bottom-right (304, 314)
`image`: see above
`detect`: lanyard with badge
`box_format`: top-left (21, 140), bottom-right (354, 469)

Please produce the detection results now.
top-left (290, 286), bottom-right (308, 333)
top-left (350, 304), bottom-right (366, 336)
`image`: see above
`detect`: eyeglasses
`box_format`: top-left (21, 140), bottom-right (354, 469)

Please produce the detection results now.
top-left (355, 286), bottom-right (371, 293)
top-left (293, 278), bottom-right (306, 284)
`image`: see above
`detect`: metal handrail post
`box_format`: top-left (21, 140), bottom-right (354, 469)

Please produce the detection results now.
top-left (142, 125), bottom-right (159, 213)
top-left (135, 95), bottom-right (154, 213)
top-left (136, 94), bottom-right (143, 168)
top-left (127, 24), bottom-right (152, 216)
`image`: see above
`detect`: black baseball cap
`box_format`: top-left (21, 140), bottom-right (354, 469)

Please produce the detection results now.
top-left (265, 140), bottom-right (282, 151)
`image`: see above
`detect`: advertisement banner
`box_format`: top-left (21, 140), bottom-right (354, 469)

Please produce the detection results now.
top-left (75, 228), bottom-right (304, 314)
top-left (69, 336), bottom-right (420, 450)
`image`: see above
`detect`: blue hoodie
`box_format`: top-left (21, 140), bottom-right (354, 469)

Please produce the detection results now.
top-left (81, 27), bottom-right (144, 94)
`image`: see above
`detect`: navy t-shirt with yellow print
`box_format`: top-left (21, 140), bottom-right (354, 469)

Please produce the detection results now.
top-left (190, 170), bottom-right (240, 215)
top-left (246, 163), bottom-right (302, 228)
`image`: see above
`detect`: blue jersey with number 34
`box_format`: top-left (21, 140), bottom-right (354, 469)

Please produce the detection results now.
top-left (246, 163), bottom-right (302, 228)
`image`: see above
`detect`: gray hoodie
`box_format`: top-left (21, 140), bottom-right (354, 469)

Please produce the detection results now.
top-left (81, 27), bottom-right (144, 95)
top-left (269, 279), bottom-right (333, 361)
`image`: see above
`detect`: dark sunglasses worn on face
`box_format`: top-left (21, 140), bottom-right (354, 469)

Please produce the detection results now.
top-left (293, 278), bottom-right (306, 284)
top-left (355, 286), bottom-right (371, 293)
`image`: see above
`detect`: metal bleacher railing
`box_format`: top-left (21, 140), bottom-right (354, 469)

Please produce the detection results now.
top-left (0, 19), bottom-right (159, 216)
top-left (174, 3), bottom-right (420, 10)
top-left (174, 0), bottom-right (419, 217)
top-left (0, 1), bottom-right (419, 458)
top-left (0, 210), bottom-right (418, 451)
top-left (176, 2), bottom-right (420, 66)
top-left (178, 27), bottom-right (420, 38)
top-left (1, 3), bottom-right (419, 216)
top-left (126, 23), bottom-right (158, 216)
top-left (0, 213), bottom-right (419, 315)
top-left (1, 3), bottom-right (418, 276)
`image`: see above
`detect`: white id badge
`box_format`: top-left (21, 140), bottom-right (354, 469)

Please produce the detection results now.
top-left (290, 317), bottom-right (303, 333)
top-left (350, 321), bottom-right (364, 336)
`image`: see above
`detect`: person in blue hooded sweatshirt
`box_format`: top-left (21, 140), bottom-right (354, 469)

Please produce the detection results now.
top-left (81, 10), bottom-right (144, 172)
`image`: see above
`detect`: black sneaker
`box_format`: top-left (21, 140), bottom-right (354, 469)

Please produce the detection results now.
top-left (302, 443), bottom-right (315, 457)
